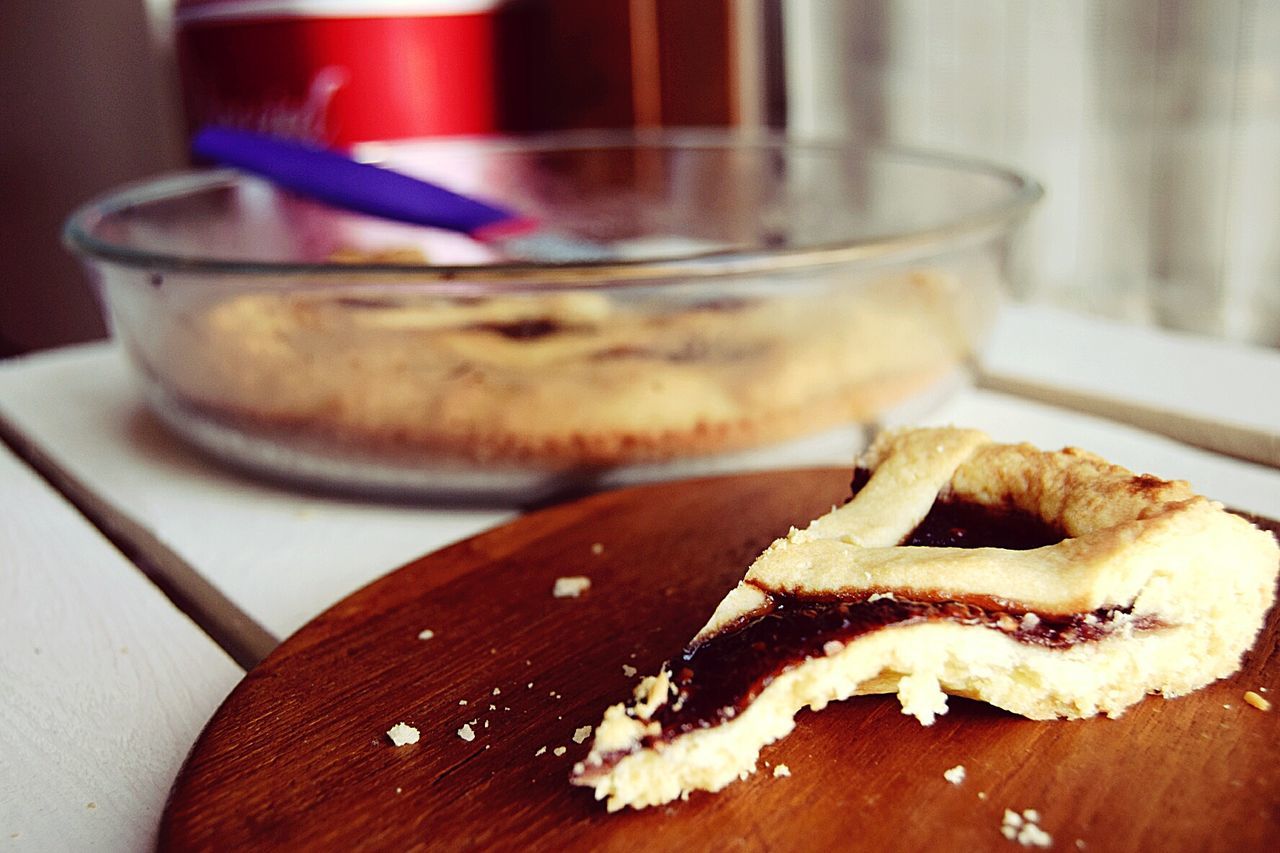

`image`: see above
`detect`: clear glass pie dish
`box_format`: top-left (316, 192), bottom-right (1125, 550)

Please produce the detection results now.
top-left (65, 130), bottom-right (1041, 502)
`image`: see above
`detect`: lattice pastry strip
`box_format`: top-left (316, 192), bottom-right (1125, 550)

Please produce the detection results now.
top-left (572, 427), bottom-right (1279, 811)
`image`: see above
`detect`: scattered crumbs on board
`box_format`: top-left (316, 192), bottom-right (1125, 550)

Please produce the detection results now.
top-left (1001, 809), bottom-right (1051, 848)
top-left (553, 576), bottom-right (591, 598)
top-left (386, 723), bottom-right (420, 747)
top-left (1243, 690), bottom-right (1271, 712)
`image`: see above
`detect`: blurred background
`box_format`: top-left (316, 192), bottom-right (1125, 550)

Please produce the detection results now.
top-left (4, 0), bottom-right (1278, 356)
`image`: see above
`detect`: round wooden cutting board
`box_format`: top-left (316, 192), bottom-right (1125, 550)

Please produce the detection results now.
top-left (160, 468), bottom-right (1279, 852)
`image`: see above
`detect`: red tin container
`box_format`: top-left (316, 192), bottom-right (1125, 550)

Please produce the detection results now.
top-left (175, 0), bottom-right (503, 147)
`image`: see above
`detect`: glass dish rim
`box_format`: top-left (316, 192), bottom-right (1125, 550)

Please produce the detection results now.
top-left (63, 129), bottom-right (1043, 287)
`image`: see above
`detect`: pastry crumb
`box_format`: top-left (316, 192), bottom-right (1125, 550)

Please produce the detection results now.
top-left (1017, 824), bottom-right (1052, 848)
top-left (386, 722), bottom-right (420, 746)
top-left (417, 629), bottom-right (435, 640)
top-left (535, 746), bottom-right (547, 756)
top-left (395, 787), bottom-right (402, 794)
top-left (573, 725), bottom-right (593, 744)
top-left (978, 791), bottom-right (987, 800)
top-left (943, 764), bottom-right (966, 785)
top-left (1244, 690), bottom-right (1271, 711)
top-left (554, 746), bottom-right (567, 757)
top-left (493, 687), bottom-right (501, 696)
top-left (1223, 703), bottom-right (1233, 709)
top-left (591, 542), bottom-right (604, 555)
top-left (457, 723), bottom-right (476, 742)
top-left (623, 664), bottom-right (638, 677)
top-left (1001, 807), bottom-right (1051, 848)
top-left (86, 802), bottom-right (96, 810)
top-left (553, 576), bottom-right (591, 598)
top-left (773, 764), bottom-right (791, 778)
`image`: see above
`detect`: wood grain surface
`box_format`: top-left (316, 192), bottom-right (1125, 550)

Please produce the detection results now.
top-left (160, 468), bottom-right (1280, 852)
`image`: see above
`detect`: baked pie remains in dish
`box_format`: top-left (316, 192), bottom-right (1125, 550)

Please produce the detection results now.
top-left (152, 270), bottom-right (975, 467)
top-left (571, 427), bottom-right (1280, 811)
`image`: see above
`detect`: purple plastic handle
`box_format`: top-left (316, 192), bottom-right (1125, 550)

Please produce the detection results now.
top-left (192, 127), bottom-right (522, 236)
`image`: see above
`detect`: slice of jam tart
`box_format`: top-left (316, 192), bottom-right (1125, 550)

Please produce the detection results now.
top-left (571, 427), bottom-right (1279, 811)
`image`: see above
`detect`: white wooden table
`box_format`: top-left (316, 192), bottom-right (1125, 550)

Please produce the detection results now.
top-left (1, 304), bottom-right (1278, 849)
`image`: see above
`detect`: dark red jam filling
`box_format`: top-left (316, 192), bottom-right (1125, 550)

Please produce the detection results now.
top-left (468, 318), bottom-right (570, 340)
top-left (847, 466), bottom-right (873, 499)
top-left (335, 296), bottom-right (401, 309)
top-left (647, 593), bottom-right (1154, 744)
top-left (904, 498), bottom-right (1067, 549)
top-left (846, 466), bottom-right (1069, 549)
